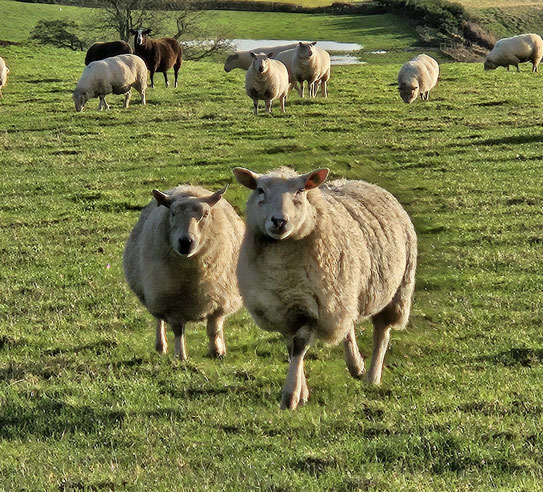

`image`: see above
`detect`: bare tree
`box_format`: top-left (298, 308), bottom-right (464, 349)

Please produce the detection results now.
top-left (90, 0), bottom-right (232, 60)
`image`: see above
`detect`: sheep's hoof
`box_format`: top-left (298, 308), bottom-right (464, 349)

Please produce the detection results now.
top-left (366, 373), bottom-right (382, 386)
top-left (155, 343), bottom-right (167, 354)
top-left (348, 366), bottom-right (366, 380)
top-left (174, 353), bottom-right (188, 362)
top-left (280, 391), bottom-right (300, 410)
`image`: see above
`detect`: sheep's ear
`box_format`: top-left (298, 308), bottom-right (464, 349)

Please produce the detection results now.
top-left (233, 167), bottom-right (260, 190)
top-left (129, 29), bottom-right (136, 34)
top-left (298, 42), bottom-right (303, 46)
top-left (310, 41), bottom-right (317, 46)
top-left (200, 185), bottom-right (227, 207)
top-left (152, 189), bottom-right (172, 208)
top-left (267, 52), bottom-right (274, 58)
top-left (250, 52), bottom-right (256, 59)
top-left (144, 29), bottom-right (151, 34)
top-left (302, 169), bottom-right (329, 190)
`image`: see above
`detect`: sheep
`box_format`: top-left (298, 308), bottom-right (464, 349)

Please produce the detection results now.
top-left (129, 28), bottom-right (182, 88)
top-left (85, 40), bottom-right (132, 65)
top-left (245, 52), bottom-right (290, 115)
top-left (233, 166), bottom-right (417, 410)
top-left (224, 43), bottom-right (299, 72)
top-left (484, 33), bottom-right (543, 72)
top-left (72, 54), bottom-right (147, 112)
top-left (123, 185), bottom-right (244, 360)
top-left (291, 41), bottom-right (331, 98)
top-left (272, 49), bottom-right (302, 96)
top-left (397, 54), bottom-right (439, 104)
top-left (0, 56), bottom-right (9, 98)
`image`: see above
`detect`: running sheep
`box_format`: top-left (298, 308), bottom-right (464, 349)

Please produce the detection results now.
top-left (73, 54), bottom-right (147, 112)
top-left (224, 43), bottom-right (299, 72)
top-left (0, 56), bottom-right (9, 98)
top-left (123, 185), bottom-right (244, 360)
top-left (245, 52), bottom-right (290, 115)
top-left (291, 41), bottom-right (331, 97)
top-left (398, 54), bottom-right (439, 104)
top-left (484, 33), bottom-right (543, 72)
top-left (233, 167), bottom-right (417, 410)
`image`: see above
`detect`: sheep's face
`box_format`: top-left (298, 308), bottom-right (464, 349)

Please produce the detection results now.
top-left (152, 187), bottom-right (226, 258)
top-left (250, 52), bottom-right (273, 74)
top-left (399, 82), bottom-right (419, 104)
top-left (224, 53), bottom-right (239, 72)
top-left (131, 28), bottom-right (151, 47)
top-left (233, 167), bottom-right (329, 241)
top-left (73, 90), bottom-right (89, 112)
top-left (297, 41), bottom-right (317, 60)
top-left (483, 59), bottom-right (497, 71)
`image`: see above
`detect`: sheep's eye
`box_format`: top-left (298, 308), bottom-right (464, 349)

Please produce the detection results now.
top-left (202, 210), bottom-right (209, 219)
top-left (295, 188), bottom-right (305, 196)
top-left (256, 187), bottom-right (265, 195)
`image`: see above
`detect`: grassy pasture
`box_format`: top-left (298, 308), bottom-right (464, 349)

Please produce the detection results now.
top-left (2, 2), bottom-right (543, 490)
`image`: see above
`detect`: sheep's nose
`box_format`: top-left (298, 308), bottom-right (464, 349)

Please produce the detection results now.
top-left (178, 236), bottom-right (195, 255)
top-left (258, 66), bottom-right (264, 73)
top-left (271, 217), bottom-right (288, 230)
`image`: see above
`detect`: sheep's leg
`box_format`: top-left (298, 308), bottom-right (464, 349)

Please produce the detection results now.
top-left (280, 95), bottom-right (286, 113)
top-left (155, 318), bottom-right (167, 354)
top-left (163, 71), bottom-right (169, 88)
top-left (265, 99), bottom-right (273, 113)
top-left (174, 66), bottom-right (180, 88)
top-left (281, 328), bottom-right (313, 410)
top-left (123, 89), bottom-right (132, 109)
top-left (98, 95), bottom-right (109, 110)
top-left (140, 88), bottom-right (146, 106)
top-left (206, 315), bottom-right (226, 358)
top-left (367, 316), bottom-right (391, 385)
top-left (252, 98), bottom-right (259, 115)
top-left (150, 70), bottom-right (155, 88)
top-left (300, 81), bottom-right (305, 98)
top-left (343, 326), bottom-right (365, 379)
top-left (321, 80), bottom-right (328, 98)
top-left (171, 322), bottom-right (187, 361)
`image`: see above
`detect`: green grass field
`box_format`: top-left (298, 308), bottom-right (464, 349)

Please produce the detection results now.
top-left (2, 1), bottom-right (543, 490)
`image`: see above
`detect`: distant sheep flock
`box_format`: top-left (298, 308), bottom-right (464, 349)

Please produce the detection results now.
top-left (1, 29), bottom-right (539, 410)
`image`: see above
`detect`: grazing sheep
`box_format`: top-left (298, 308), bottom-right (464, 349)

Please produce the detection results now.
top-left (398, 54), bottom-right (439, 104)
top-left (123, 185), bottom-right (244, 360)
top-left (0, 56), bottom-right (9, 98)
top-left (72, 54), bottom-right (147, 112)
top-left (233, 167), bottom-right (417, 410)
top-left (224, 43), bottom-right (299, 72)
top-left (292, 41), bottom-right (331, 98)
top-left (129, 28), bottom-right (182, 88)
top-left (85, 40), bottom-right (132, 65)
top-left (272, 49), bottom-right (302, 96)
top-left (484, 33), bottom-right (543, 72)
top-left (245, 52), bottom-right (290, 115)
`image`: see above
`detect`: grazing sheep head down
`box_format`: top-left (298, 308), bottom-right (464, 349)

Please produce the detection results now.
top-left (72, 89), bottom-right (89, 112)
top-left (297, 41), bottom-right (317, 59)
top-left (152, 187), bottom-right (227, 257)
top-left (233, 167), bottom-right (329, 240)
top-left (399, 81), bottom-right (419, 104)
top-left (250, 52), bottom-right (273, 73)
top-left (130, 28), bottom-right (151, 47)
top-left (483, 59), bottom-right (497, 71)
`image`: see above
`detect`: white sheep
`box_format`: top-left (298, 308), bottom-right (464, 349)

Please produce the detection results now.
top-left (233, 167), bottom-right (417, 410)
top-left (72, 54), bottom-right (147, 112)
top-left (398, 54), bottom-right (439, 104)
top-left (245, 52), bottom-right (290, 115)
top-left (484, 33), bottom-right (543, 72)
top-left (224, 43), bottom-right (299, 72)
top-left (291, 41), bottom-right (331, 98)
top-left (123, 185), bottom-right (244, 360)
top-left (272, 49), bottom-right (302, 96)
top-left (0, 56), bottom-right (9, 98)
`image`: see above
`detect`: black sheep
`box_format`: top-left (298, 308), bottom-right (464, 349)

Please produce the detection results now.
top-left (85, 41), bottom-right (132, 65)
top-left (129, 29), bottom-right (183, 88)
